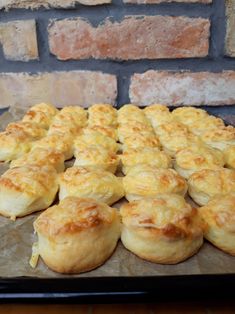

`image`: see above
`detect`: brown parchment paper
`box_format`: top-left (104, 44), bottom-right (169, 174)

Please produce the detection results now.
top-left (0, 110), bottom-right (235, 279)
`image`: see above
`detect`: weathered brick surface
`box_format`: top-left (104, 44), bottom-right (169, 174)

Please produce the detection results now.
top-left (48, 16), bottom-right (210, 60)
top-left (226, 0), bottom-right (235, 57)
top-left (0, 20), bottom-right (38, 61)
top-left (0, 71), bottom-right (117, 108)
top-left (0, 0), bottom-right (110, 10)
top-left (124, 0), bottom-right (211, 3)
top-left (129, 71), bottom-right (235, 107)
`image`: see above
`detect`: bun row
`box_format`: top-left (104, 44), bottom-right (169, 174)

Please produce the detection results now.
top-left (0, 103), bottom-right (234, 274)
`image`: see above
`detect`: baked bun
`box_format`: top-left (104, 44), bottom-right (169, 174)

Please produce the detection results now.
top-left (122, 133), bottom-right (161, 151)
top-left (74, 145), bottom-right (119, 173)
top-left (155, 121), bottom-right (189, 138)
top-left (86, 125), bottom-right (118, 141)
top-left (59, 166), bottom-right (124, 205)
top-left (88, 104), bottom-right (117, 127)
top-left (10, 147), bottom-right (65, 173)
top-left (0, 130), bottom-right (32, 161)
top-left (33, 196), bottom-right (120, 273)
top-left (74, 129), bottom-right (119, 153)
top-left (57, 106), bottom-right (87, 127)
top-left (50, 106), bottom-right (87, 128)
top-left (121, 147), bottom-right (172, 175)
top-left (29, 103), bottom-right (58, 117)
top-left (6, 122), bottom-right (47, 140)
top-left (118, 104), bottom-right (149, 125)
top-left (120, 194), bottom-right (203, 264)
top-left (160, 133), bottom-right (203, 157)
top-left (32, 134), bottom-right (74, 160)
top-left (123, 165), bottom-right (187, 201)
top-left (188, 168), bottom-right (235, 206)
top-left (23, 103), bottom-right (57, 129)
top-left (200, 126), bottom-right (235, 151)
top-left (118, 122), bottom-right (154, 143)
top-left (172, 106), bottom-right (208, 126)
top-left (188, 116), bottom-right (225, 135)
top-left (0, 165), bottom-right (58, 219)
top-left (198, 193), bottom-right (235, 255)
top-left (224, 145), bottom-right (235, 169)
top-left (47, 123), bottom-right (80, 137)
top-left (145, 111), bottom-right (174, 129)
top-left (174, 145), bottom-right (225, 179)
top-left (23, 111), bottom-right (52, 129)
top-left (144, 104), bottom-right (169, 117)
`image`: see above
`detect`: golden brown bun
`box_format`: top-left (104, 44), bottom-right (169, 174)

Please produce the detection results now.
top-left (123, 165), bottom-right (187, 201)
top-left (0, 165), bottom-right (58, 219)
top-left (120, 194), bottom-right (203, 264)
top-left (200, 126), bottom-right (235, 151)
top-left (74, 145), bottom-right (119, 173)
top-left (120, 147), bottom-right (172, 175)
top-left (198, 193), bottom-right (235, 255)
top-left (6, 122), bottom-right (47, 140)
top-left (48, 106), bottom-right (87, 136)
top-left (34, 196), bottom-right (120, 273)
top-left (88, 104), bottom-right (117, 127)
top-left (224, 145), bottom-right (235, 169)
top-left (172, 106), bottom-right (208, 126)
top-left (144, 104), bottom-right (169, 117)
top-left (188, 168), bottom-right (235, 206)
top-left (159, 133), bottom-right (203, 157)
top-left (29, 103), bottom-right (58, 117)
top-left (0, 130), bottom-right (32, 161)
top-left (32, 134), bottom-right (74, 160)
top-left (10, 147), bottom-right (65, 173)
top-left (74, 129), bottom-right (119, 153)
top-left (22, 103), bottom-right (58, 129)
top-left (148, 111), bottom-right (175, 130)
top-left (188, 116), bottom-right (225, 135)
top-left (118, 121), bottom-right (154, 143)
top-left (118, 104), bottom-right (149, 125)
top-left (174, 145), bottom-right (225, 179)
top-left (51, 106), bottom-right (87, 128)
top-left (155, 121), bottom-right (189, 138)
top-left (22, 110), bottom-right (53, 129)
top-left (47, 124), bottom-right (81, 137)
top-left (58, 106), bottom-right (87, 127)
top-left (122, 133), bottom-right (161, 151)
top-left (59, 166), bottom-right (124, 205)
top-left (86, 125), bottom-right (118, 141)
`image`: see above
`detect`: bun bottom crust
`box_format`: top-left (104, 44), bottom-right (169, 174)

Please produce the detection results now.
top-left (204, 226), bottom-right (235, 256)
top-left (121, 226), bottom-right (203, 264)
top-left (0, 190), bottom-right (53, 219)
top-left (37, 219), bottom-right (120, 274)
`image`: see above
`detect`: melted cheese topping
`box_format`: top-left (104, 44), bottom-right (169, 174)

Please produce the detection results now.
top-left (34, 196), bottom-right (119, 237)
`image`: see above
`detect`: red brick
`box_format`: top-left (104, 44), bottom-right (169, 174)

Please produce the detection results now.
top-left (225, 0), bottom-right (235, 57)
top-left (0, 71), bottom-right (117, 109)
top-left (124, 0), bottom-right (211, 3)
top-left (0, 20), bottom-right (38, 61)
top-left (48, 16), bottom-right (210, 60)
top-left (0, 0), bottom-right (110, 10)
top-left (129, 71), bottom-right (235, 106)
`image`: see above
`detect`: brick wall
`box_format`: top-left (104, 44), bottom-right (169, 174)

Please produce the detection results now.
top-left (0, 0), bottom-right (235, 111)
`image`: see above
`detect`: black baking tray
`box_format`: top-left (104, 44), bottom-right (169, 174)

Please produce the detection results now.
top-left (0, 106), bottom-right (235, 303)
top-left (0, 274), bottom-right (235, 303)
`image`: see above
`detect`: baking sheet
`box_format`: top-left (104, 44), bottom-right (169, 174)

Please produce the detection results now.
top-left (0, 110), bottom-right (235, 279)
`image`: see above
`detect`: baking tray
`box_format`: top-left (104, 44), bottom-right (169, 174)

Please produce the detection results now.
top-left (0, 106), bottom-right (235, 303)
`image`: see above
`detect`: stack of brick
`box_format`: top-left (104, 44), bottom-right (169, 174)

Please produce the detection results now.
top-left (0, 0), bottom-right (234, 108)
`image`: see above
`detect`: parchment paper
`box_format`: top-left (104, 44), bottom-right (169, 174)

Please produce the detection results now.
top-left (0, 110), bottom-right (235, 278)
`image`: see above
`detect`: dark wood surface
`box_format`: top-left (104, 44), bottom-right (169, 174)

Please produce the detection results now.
top-left (0, 302), bottom-right (235, 314)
